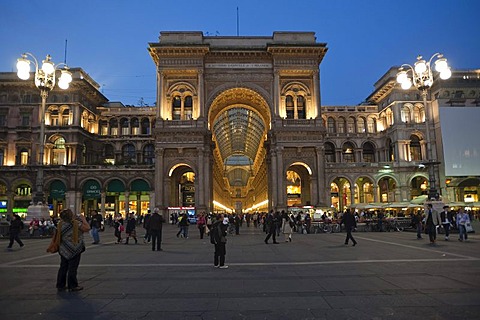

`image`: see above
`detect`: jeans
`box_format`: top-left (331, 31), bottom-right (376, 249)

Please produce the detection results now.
top-left (416, 223), bottom-right (423, 239)
top-left (458, 225), bottom-right (468, 241)
top-left (91, 226), bottom-right (100, 243)
top-left (56, 253), bottom-right (82, 289)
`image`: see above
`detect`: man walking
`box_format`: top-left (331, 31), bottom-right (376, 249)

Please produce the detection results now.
top-left (143, 209), bottom-right (152, 244)
top-left (264, 210), bottom-right (279, 244)
top-left (425, 203), bottom-right (441, 244)
top-left (440, 205), bottom-right (453, 241)
top-left (341, 209), bottom-right (357, 246)
top-left (89, 210), bottom-right (103, 244)
top-left (146, 208), bottom-right (165, 251)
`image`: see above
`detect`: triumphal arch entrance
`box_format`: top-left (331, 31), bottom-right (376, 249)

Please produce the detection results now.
top-left (148, 31), bottom-right (328, 215)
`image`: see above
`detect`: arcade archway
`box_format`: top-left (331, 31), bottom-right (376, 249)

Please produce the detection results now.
top-left (208, 87), bottom-right (271, 213)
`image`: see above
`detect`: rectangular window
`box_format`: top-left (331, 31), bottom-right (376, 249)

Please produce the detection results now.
top-left (21, 115), bottom-right (30, 126)
top-left (0, 114), bottom-right (6, 127)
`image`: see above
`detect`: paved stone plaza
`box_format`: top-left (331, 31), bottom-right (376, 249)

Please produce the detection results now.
top-left (1, 223), bottom-right (479, 320)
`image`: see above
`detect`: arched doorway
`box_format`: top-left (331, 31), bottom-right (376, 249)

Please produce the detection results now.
top-left (355, 177), bottom-right (375, 204)
top-left (378, 176), bottom-right (397, 202)
top-left (410, 175), bottom-right (428, 199)
top-left (208, 87), bottom-right (271, 213)
top-left (286, 163), bottom-right (312, 207)
top-left (169, 164), bottom-right (196, 208)
top-left (331, 177), bottom-right (351, 212)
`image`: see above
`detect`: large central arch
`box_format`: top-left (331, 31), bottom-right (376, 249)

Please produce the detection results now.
top-left (208, 87), bottom-right (272, 213)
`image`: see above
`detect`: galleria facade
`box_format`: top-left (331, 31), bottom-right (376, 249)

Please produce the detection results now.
top-left (0, 31), bottom-right (479, 218)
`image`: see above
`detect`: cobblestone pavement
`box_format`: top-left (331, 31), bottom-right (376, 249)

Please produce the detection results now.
top-left (1, 223), bottom-right (479, 320)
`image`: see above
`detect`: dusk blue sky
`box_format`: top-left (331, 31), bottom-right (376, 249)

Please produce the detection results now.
top-left (1, 0), bottom-right (479, 106)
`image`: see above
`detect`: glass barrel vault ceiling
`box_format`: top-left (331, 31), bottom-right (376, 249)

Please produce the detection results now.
top-left (212, 107), bottom-right (266, 187)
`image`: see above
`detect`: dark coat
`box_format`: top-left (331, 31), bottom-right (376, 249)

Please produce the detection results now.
top-left (147, 213), bottom-right (165, 231)
top-left (126, 217), bottom-right (136, 233)
top-left (9, 218), bottom-right (24, 233)
top-left (341, 212), bottom-right (357, 229)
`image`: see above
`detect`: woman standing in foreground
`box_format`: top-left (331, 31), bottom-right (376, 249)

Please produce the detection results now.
top-left (56, 209), bottom-right (90, 292)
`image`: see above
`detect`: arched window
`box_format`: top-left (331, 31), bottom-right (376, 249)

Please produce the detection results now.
top-left (52, 137), bottom-right (66, 165)
top-left (337, 117), bottom-right (346, 133)
top-left (386, 109), bottom-right (394, 126)
top-left (367, 117), bottom-right (376, 133)
top-left (50, 109), bottom-right (59, 126)
top-left (347, 117), bottom-right (355, 133)
top-left (131, 118), bottom-right (139, 135)
top-left (141, 118), bottom-right (150, 134)
top-left (172, 96), bottom-right (182, 120)
top-left (99, 120), bottom-right (108, 135)
top-left (413, 105), bottom-right (424, 123)
top-left (109, 118), bottom-right (118, 135)
top-left (410, 135), bottom-right (422, 161)
top-left (122, 144), bottom-right (136, 164)
top-left (120, 118), bottom-right (129, 135)
top-left (143, 144), bottom-right (155, 165)
top-left (357, 117), bottom-right (365, 133)
top-left (401, 105), bottom-right (411, 123)
top-left (327, 117), bottom-right (336, 133)
top-left (362, 142), bottom-right (375, 162)
top-left (297, 96), bottom-right (306, 119)
top-left (184, 96), bottom-right (193, 120)
top-left (61, 108), bottom-right (70, 126)
top-left (325, 142), bottom-right (336, 162)
top-left (286, 95), bottom-right (294, 119)
top-left (342, 142), bottom-right (355, 163)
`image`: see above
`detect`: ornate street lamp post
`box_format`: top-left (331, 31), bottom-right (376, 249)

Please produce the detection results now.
top-left (16, 53), bottom-right (72, 218)
top-left (396, 53), bottom-right (451, 201)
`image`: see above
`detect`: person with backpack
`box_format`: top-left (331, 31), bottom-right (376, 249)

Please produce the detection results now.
top-left (210, 214), bottom-right (229, 268)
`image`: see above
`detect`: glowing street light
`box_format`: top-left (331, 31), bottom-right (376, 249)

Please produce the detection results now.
top-left (396, 53), bottom-right (451, 200)
top-left (16, 53), bottom-right (72, 211)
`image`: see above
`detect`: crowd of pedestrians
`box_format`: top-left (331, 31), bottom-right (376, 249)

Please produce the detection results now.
top-left (3, 203), bottom-right (477, 293)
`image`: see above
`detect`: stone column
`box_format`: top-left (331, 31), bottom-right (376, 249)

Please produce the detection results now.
top-left (315, 146), bottom-right (326, 205)
top-left (155, 148), bottom-right (165, 208)
top-left (313, 70), bottom-right (321, 118)
top-left (100, 192), bottom-right (106, 214)
top-left (276, 146), bottom-right (286, 211)
top-left (197, 69), bottom-right (204, 119)
top-left (157, 70), bottom-right (164, 119)
top-left (197, 146), bottom-right (205, 210)
top-left (269, 147), bottom-right (277, 209)
top-left (273, 70), bottom-right (280, 117)
top-left (124, 191), bottom-right (130, 216)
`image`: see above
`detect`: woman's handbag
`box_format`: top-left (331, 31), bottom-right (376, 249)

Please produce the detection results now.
top-left (46, 226), bottom-right (61, 253)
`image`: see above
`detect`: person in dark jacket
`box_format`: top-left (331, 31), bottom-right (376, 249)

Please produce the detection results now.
top-left (440, 205), bottom-right (454, 241)
top-left (264, 210), bottom-right (279, 244)
top-left (124, 212), bottom-right (138, 244)
top-left (7, 214), bottom-right (25, 249)
top-left (341, 209), bottom-right (357, 246)
top-left (211, 214), bottom-right (229, 268)
top-left (146, 208), bottom-right (165, 251)
top-left (143, 210), bottom-right (152, 244)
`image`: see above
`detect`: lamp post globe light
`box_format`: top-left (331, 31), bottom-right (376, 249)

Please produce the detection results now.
top-left (396, 53), bottom-right (451, 201)
top-left (16, 53), bottom-right (72, 219)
